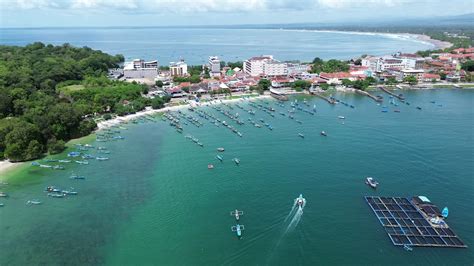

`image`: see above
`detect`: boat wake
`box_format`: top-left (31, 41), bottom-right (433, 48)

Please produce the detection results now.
top-left (284, 195), bottom-right (306, 233)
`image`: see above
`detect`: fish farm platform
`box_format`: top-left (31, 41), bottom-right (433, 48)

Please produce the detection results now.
top-left (365, 196), bottom-right (467, 248)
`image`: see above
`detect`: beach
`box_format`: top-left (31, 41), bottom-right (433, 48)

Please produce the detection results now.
top-left (410, 33), bottom-right (453, 50)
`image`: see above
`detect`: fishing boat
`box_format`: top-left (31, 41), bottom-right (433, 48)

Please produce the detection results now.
top-left (230, 209), bottom-right (243, 221)
top-left (0, 203), bottom-right (4, 207)
top-left (365, 177), bottom-right (378, 189)
top-left (394, 110), bottom-right (401, 113)
top-left (53, 165), bottom-right (65, 170)
top-left (231, 224), bottom-right (245, 237)
top-left (233, 158), bottom-right (240, 165)
top-left (70, 173), bottom-right (85, 180)
top-left (416, 106), bottom-right (422, 110)
top-left (45, 186), bottom-right (61, 193)
top-left (68, 151), bottom-right (81, 157)
top-left (320, 131), bottom-right (327, 136)
top-left (298, 133), bottom-right (304, 138)
top-left (338, 116), bottom-right (345, 119)
top-left (208, 164), bottom-right (214, 169)
top-left (48, 193), bottom-right (66, 198)
top-left (442, 207), bottom-right (449, 218)
top-left (96, 157), bottom-right (109, 161)
top-left (0, 192), bottom-right (8, 197)
top-left (216, 155), bottom-right (223, 162)
top-left (217, 147), bottom-right (225, 152)
top-left (62, 190), bottom-right (78, 195)
top-left (26, 200), bottom-right (42, 205)
top-left (75, 160), bottom-right (89, 165)
top-left (58, 159), bottom-right (71, 163)
top-left (197, 142), bottom-right (204, 147)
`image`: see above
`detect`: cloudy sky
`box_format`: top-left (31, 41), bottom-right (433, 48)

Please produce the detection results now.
top-left (0, 0), bottom-right (471, 27)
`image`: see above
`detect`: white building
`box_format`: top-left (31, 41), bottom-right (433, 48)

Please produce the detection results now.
top-left (362, 56), bottom-right (424, 72)
top-left (243, 55), bottom-right (288, 76)
top-left (287, 63), bottom-right (309, 75)
top-left (123, 59), bottom-right (159, 79)
top-left (169, 60), bottom-right (188, 76)
top-left (208, 56), bottom-right (221, 77)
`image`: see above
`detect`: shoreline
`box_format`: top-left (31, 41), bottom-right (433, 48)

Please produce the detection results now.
top-left (98, 94), bottom-right (270, 130)
top-left (277, 29), bottom-right (452, 52)
top-left (0, 160), bottom-right (23, 177)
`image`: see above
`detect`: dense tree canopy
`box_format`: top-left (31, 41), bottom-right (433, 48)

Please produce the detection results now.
top-left (0, 43), bottom-right (132, 161)
top-left (310, 58), bottom-right (350, 73)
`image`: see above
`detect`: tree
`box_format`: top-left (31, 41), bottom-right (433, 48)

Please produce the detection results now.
top-left (151, 97), bottom-right (165, 109)
top-left (155, 80), bottom-right (164, 87)
top-left (341, 79), bottom-right (353, 87)
top-left (258, 79), bottom-right (271, 90)
top-left (461, 60), bottom-right (474, 72)
top-left (385, 77), bottom-right (398, 85)
top-left (319, 83), bottom-right (330, 90)
top-left (292, 80), bottom-right (311, 90)
top-left (47, 138), bottom-right (65, 154)
top-left (403, 75), bottom-right (418, 85)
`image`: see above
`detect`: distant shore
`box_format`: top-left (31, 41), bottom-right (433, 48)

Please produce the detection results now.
top-left (409, 33), bottom-right (453, 50)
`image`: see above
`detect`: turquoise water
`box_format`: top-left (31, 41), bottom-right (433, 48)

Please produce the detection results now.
top-left (0, 89), bottom-right (473, 265)
top-left (0, 28), bottom-right (433, 64)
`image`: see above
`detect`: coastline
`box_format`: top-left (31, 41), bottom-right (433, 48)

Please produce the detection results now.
top-left (97, 94), bottom-right (271, 130)
top-left (277, 29), bottom-right (453, 52)
top-left (0, 160), bottom-right (23, 177)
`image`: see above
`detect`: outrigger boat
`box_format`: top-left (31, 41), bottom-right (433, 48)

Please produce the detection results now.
top-left (230, 209), bottom-right (243, 221)
top-left (320, 131), bottom-right (327, 136)
top-left (26, 200), bottom-right (42, 205)
top-left (365, 177), bottom-right (378, 189)
top-left (216, 155), bottom-right (223, 162)
top-left (70, 173), bottom-right (86, 180)
top-left (298, 133), bottom-right (304, 138)
top-left (231, 224), bottom-right (245, 237)
top-left (217, 147), bottom-right (225, 152)
top-left (233, 158), bottom-right (240, 165)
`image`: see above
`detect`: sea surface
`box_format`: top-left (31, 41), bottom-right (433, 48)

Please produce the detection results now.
top-left (0, 27), bottom-right (434, 64)
top-left (0, 89), bottom-right (473, 265)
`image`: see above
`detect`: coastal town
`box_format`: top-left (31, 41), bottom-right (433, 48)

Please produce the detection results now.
top-left (111, 47), bottom-right (474, 102)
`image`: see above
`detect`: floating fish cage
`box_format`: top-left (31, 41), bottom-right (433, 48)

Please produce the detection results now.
top-left (365, 196), bottom-right (467, 248)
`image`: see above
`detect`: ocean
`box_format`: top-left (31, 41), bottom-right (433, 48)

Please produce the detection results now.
top-left (0, 89), bottom-right (473, 265)
top-left (0, 27), bottom-right (434, 64)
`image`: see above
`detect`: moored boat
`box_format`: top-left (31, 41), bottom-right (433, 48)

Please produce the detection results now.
top-left (231, 224), bottom-right (245, 237)
top-left (233, 158), bottom-right (240, 165)
top-left (217, 147), bottom-right (225, 152)
top-left (298, 133), bottom-right (304, 138)
top-left (320, 131), bottom-right (327, 136)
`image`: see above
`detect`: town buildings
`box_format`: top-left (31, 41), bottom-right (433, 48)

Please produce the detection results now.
top-left (170, 60), bottom-right (188, 76)
top-left (243, 55), bottom-right (288, 76)
top-left (208, 56), bottom-right (221, 77)
top-left (123, 59), bottom-right (158, 79)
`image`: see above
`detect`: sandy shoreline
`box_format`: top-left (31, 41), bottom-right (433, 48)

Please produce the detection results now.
top-left (408, 33), bottom-right (453, 50)
top-left (96, 94), bottom-right (271, 130)
top-left (0, 160), bottom-right (23, 177)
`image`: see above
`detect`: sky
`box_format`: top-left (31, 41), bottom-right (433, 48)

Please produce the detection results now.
top-left (0, 0), bottom-right (472, 28)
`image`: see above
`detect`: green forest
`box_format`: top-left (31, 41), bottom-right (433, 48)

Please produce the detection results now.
top-left (0, 43), bottom-right (165, 162)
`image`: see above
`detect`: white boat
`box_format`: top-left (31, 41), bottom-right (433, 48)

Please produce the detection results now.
top-left (217, 147), bottom-right (225, 152)
top-left (296, 194), bottom-right (305, 208)
top-left (338, 116), bottom-right (345, 119)
top-left (231, 224), bottom-right (245, 237)
top-left (298, 133), bottom-right (304, 138)
top-left (230, 209), bottom-right (243, 221)
top-left (365, 177), bottom-right (378, 189)
top-left (26, 200), bottom-right (42, 205)
top-left (233, 158), bottom-right (240, 165)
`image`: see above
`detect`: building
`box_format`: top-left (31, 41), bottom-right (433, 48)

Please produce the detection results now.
top-left (170, 60), bottom-right (188, 76)
top-left (243, 55), bottom-right (273, 76)
top-left (123, 59), bottom-right (159, 79)
top-left (287, 63), bottom-right (310, 76)
top-left (397, 69), bottom-right (424, 81)
top-left (208, 56), bottom-right (221, 77)
top-left (263, 60), bottom-right (288, 76)
top-left (362, 56), bottom-right (424, 72)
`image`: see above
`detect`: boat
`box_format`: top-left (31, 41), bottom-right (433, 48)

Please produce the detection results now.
top-left (96, 157), bottom-right (109, 161)
top-left (70, 173), bottom-right (85, 180)
top-left (208, 164), bottom-right (214, 169)
top-left (296, 194), bottom-right (305, 208)
top-left (233, 158), bottom-right (240, 165)
top-left (216, 155), bottom-right (223, 162)
top-left (320, 131), bottom-right (327, 136)
top-left (75, 160), bottom-right (89, 165)
top-left (403, 245), bottom-right (413, 252)
top-left (230, 209), bottom-right (243, 221)
top-left (45, 186), bottom-right (61, 193)
top-left (231, 224), bottom-right (245, 237)
top-left (0, 203), bottom-right (4, 207)
top-left (58, 159), bottom-right (71, 163)
top-left (26, 200), bottom-right (42, 205)
top-left (394, 110), bottom-right (401, 113)
top-left (442, 207), bottom-right (449, 218)
top-left (217, 147), bottom-right (225, 152)
top-left (0, 192), bottom-right (8, 197)
top-left (52, 165), bottom-right (65, 170)
top-left (365, 177), bottom-right (378, 189)
top-left (338, 116), bottom-right (345, 119)
top-left (62, 190), bottom-right (78, 195)
top-left (68, 151), bottom-right (81, 157)
top-left (197, 142), bottom-right (204, 147)
top-left (416, 106), bottom-right (422, 110)
top-left (48, 193), bottom-right (66, 198)
top-left (298, 133), bottom-right (304, 138)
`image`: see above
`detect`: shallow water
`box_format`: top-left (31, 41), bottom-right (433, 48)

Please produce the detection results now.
top-left (0, 89), bottom-right (473, 265)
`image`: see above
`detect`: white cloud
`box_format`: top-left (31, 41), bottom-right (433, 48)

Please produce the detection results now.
top-left (2, 0), bottom-right (415, 12)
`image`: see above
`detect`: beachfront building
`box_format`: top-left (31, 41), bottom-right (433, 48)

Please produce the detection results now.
top-left (397, 69), bottom-right (424, 81)
top-left (287, 63), bottom-right (310, 76)
top-left (123, 59), bottom-right (159, 79)
top-left (208, 56), bottom-right (221, 77)
top-left (362, 56), bottom-right (424, 72)
top-left (243, 55), bottom-right (289, 77)
top-left (170, 60), bottom-right (188, 76)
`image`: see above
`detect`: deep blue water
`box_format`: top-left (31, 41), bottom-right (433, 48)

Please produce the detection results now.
top-left (0, 27), bottom-right (433, 64)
